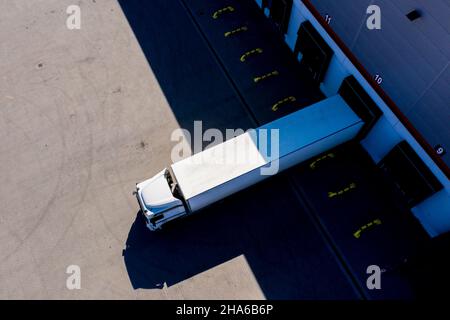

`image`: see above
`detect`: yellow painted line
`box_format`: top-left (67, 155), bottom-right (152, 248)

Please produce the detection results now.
top-left (271, 96), bottom-right (296, 111)
top-left (328, 182), bottom-right (356, 198)
top-left (254, 70), bottom-right (279, 83)
top-left (309, 153), bottom-right (335, 169)
top-left (353, 219), bottom-right (382, 239)
top-left (212, 6), bottom-right (235, 19)
top-left (240, 48), bottom-right (263, 62)
top-left (328, 191), bottom-right (337, 198)
top-left (224, 26), bottom-right (248, 37)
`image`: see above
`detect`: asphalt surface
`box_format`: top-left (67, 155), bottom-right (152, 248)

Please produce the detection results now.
top-left (290, 142), bottom-right (431, 299)
top-left (0, 0), bottom-right (428, 299)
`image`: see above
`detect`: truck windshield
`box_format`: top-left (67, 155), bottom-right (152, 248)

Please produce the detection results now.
top-left (164, 169), bottom-right (182, 200)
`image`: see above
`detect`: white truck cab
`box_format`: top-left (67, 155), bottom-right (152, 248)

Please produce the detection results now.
top-left (136, 169), bottom-right (187, 230)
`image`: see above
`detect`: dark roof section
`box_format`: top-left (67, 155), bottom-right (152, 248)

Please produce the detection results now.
top-left (302, 0), bottom-right (450, 179)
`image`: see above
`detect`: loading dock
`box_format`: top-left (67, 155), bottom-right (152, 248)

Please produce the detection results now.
top-left (379, 141), bottom-right (443, 207)
top-left (294, 21), bottom-right (333, 85)
top-left (261, 0), bottom-right (293, 34)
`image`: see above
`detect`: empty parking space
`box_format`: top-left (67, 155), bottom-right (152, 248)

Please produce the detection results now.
top-left (290, 142), bottom-right (430, 299)
top-left (181, 0), bottom-right (324, 124)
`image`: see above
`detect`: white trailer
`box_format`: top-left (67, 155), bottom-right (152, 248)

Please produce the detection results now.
top-left (136, 95), bottom-right (364, 230)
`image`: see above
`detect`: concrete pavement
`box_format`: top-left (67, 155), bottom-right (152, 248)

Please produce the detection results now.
top-left (0, 0), bottom-right (360, 299)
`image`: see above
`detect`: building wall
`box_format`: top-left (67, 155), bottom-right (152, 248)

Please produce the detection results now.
top-left (256, 0), bottom-right (450, 237)
top-left (310, 0), bottom-right (450, 167)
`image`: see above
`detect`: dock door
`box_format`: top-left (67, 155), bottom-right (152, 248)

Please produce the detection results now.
top-left (294, 21), bottom-right (333, 85)
top-left (262, 0), bottom-right (293, 34)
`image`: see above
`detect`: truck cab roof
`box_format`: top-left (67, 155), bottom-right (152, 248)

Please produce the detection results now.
top-left (137, 169), bottom-right (183, 214)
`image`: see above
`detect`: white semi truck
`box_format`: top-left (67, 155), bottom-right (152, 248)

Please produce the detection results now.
top-left (135, 95), bottom-right (364, 230)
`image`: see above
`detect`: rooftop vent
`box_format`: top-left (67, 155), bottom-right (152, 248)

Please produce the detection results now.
top-left (406, 10), bottom-right (421, 21)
